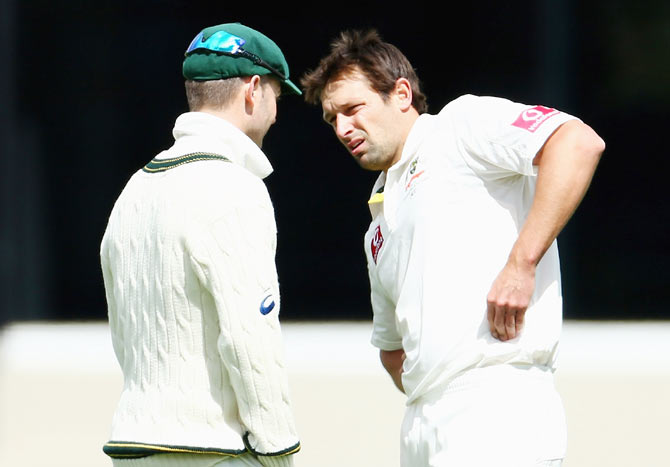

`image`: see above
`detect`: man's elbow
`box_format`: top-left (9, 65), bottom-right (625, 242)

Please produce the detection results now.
top-left (535, 120), bottom-right (605, 167)
top-left (579, 123), bottom-right (606, 163)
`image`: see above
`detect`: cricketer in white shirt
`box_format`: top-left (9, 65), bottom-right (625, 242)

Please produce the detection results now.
top-left (365, 94), bottom-right (581, 466)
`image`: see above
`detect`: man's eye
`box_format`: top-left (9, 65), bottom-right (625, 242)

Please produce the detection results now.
top-left (347, 105), bottom-right (361, 115)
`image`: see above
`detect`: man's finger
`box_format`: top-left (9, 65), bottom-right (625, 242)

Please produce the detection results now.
top-left (487, 301), bottom-right (496, 335)
top-left (505, 310), bottom-right (516, 340)
top-left (493, 305), bottom-right (507, 340)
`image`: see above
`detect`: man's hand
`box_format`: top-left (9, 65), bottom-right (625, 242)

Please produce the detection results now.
top-left (487, 257), bottom-right (536, 341)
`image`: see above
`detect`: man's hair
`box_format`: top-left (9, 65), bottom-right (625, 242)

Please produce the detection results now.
top-left (301, 29), bottom-right (427, 113)
top-left (185, 76), bottom-right (279, 111)
top-left (185, 78), bottom-right (245, 111)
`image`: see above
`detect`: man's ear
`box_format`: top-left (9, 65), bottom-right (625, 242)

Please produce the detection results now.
top-left (393, 78), bottom-right (413, 112)
top-left (243, 75), bottom-right (263, 106)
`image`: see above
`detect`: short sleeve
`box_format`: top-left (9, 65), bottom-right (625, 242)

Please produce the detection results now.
top-left (368, 265), bottom-right (402, 351)
top-left (442, 94), bottom-right (580, 176)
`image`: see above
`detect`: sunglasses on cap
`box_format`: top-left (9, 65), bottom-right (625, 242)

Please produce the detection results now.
top-left (185, 30), bottom-right (288, 82)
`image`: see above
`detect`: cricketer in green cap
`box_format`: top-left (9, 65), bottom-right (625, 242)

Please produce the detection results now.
top-left (183, 22), bottom-right (302, 96)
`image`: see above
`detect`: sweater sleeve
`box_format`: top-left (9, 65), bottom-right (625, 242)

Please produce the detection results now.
top-left (186, 182), bottom-right (300, 459)
top-left (100, 225), bottom-right (126, 366)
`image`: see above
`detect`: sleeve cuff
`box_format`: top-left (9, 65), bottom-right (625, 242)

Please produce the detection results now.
top-left (242, 432), bottom-right (300, 464)
top-left (371, 335), bottom-right (403, 351)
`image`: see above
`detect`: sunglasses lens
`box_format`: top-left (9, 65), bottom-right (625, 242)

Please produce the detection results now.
top-left (186, 31), bottom-right (246, 55)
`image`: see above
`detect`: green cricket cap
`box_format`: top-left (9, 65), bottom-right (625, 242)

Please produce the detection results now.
top-left (183, 23), bottom-right (301, 95)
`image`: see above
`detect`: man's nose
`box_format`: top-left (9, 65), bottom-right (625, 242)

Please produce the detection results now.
top-left (335, 114), bottom-right (353, 139)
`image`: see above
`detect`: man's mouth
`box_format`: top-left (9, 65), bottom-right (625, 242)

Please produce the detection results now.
top-left (348, 138), bottom-right (365, 156)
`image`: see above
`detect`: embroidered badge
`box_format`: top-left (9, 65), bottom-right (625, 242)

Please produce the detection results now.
top-left (260, 294), bottom-right (275, 315)
top-left (371, 225), bottom-right (384, 264)
top-left (511, 105), bottom-right (560, 133)
top-left (405, 158), bottom-right (425, 191)
top-left (409, 159), bottom-right (418, 174)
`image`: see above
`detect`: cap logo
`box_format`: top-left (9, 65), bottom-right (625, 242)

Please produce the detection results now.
top-left (512, 105), bottom-right (560, 132)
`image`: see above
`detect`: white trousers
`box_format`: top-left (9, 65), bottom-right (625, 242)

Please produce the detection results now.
top-left (112, 453), bottom-right (262, 467)
top-left (401, 364), bottom-right (566, 467)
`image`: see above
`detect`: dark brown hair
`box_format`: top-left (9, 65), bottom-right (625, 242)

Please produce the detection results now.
top-left (301, 29), bottom-right (427, 113)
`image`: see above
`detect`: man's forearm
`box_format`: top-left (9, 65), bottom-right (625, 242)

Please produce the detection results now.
top-left (380, 349), bottom-right (406, 393)
top-left (516, 120), bottom-right (605, 266)
top-left (487, 120), bottom-right (604, 341)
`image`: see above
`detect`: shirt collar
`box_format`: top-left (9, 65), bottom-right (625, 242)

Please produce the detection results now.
top-left (387, 113), bottom-right (435, 176)
top-left (368, 112), bottom-right (435, 198)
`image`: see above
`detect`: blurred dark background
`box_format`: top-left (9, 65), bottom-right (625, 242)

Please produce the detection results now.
top-left (1, 0), bottom-right (668, 326)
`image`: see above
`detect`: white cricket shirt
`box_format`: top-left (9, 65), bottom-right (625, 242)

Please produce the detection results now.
top-left (365, 95), bottom-right (578, 403)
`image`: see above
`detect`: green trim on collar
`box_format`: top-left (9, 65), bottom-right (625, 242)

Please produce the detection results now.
top-left (142, 152), bottom-right (230, 173)
top-left (102, 440), bottom-right (246, 459)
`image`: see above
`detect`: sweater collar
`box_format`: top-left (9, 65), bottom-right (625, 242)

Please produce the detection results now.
top-left (160, 111), bottom-right (273, 179)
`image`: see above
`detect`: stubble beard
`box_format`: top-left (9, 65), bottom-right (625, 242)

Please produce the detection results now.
top-left (355, 140), bottom-right (396, 172)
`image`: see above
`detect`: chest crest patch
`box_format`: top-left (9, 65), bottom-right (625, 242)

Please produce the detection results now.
top-left (405, 158), bottom-right (426, 191)
top-left (371, 225), bottom-right (384, 264)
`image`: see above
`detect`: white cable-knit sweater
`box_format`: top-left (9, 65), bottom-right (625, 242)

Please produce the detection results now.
top-left (100, 112), bottom-right (299, 466)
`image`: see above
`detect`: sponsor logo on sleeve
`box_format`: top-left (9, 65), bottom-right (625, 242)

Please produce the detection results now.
top-left (511, 105), bottom-right (560, 133)
top-left (260, 294), bottom-right (276, 315)
top-left (371, 225), bottom-right (384, 264)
